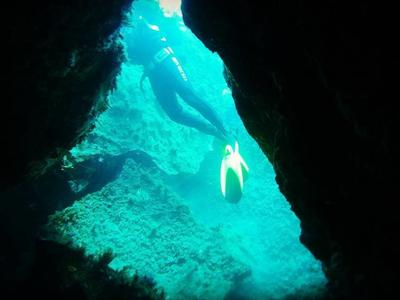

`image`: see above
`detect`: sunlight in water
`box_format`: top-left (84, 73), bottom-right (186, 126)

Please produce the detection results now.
top-left (50, 0), bottom-right (327, 299)
top-left (159, 0), bottom-right (182, 17)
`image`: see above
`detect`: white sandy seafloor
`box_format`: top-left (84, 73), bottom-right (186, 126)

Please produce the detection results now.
top-left (49, 2), bottom-right (327, 299)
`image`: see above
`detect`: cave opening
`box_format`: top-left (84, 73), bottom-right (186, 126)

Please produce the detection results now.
top-left (48, 0), bottom-right (327, 299)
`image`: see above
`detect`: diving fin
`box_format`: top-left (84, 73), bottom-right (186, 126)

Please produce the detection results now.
top-left (220, 141), bottom-right (249, 203)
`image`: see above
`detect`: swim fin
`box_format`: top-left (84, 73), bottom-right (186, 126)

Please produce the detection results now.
top-left (220, 141), bottom-right (249, 203)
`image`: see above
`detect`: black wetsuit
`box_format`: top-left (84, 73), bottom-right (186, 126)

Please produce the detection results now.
top-left (129, 21), bottom-right (229, 140)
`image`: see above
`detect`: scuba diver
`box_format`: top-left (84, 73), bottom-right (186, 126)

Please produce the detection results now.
top-left (128, 17), bottom-right (249, 203)
top-left (128, 16), bottom-right (231, 141)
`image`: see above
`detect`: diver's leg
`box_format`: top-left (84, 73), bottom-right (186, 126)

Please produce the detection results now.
top-left (150, 77), bottom-right (222, 138)
top-left (160, 57), bottom-right (230, 139)
top-left (177, 85), bottom-right (229, 139)
top-left (170, 108), bottom-right (224, 138)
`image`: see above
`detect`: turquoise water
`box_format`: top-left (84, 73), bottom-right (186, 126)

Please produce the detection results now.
top-left (49, 1), bottom-right (327, 299)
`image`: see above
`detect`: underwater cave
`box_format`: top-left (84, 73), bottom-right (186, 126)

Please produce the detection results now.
top-left (1, 0), bottom-right (398, 299)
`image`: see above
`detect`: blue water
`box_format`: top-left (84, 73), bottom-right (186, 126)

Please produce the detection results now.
top-left (50, 1), bottom-right (327, 299)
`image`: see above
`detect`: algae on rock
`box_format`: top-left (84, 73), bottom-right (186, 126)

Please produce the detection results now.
top-left (49, 158), bottom-right (251, 299)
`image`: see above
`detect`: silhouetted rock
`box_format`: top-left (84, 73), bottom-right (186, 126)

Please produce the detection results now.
top-left (182, 0), bottom-right (398, 298)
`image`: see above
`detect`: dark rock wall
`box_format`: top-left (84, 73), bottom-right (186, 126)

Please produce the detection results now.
top-left (182, 0), bottom-right (398, 298)
top-left (0, 0), bottom-right (135, 295)
top-left (2, 0), bottom-right (132, 189)
top-left (16, 239), bottom-right (165, 299)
